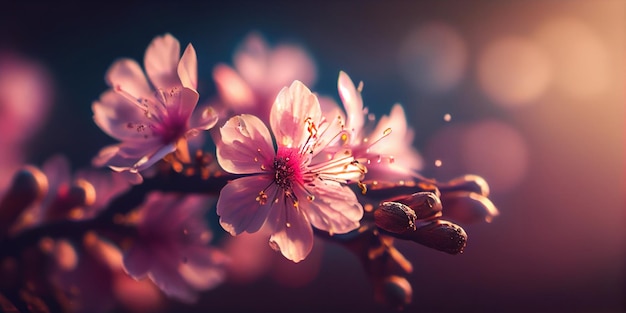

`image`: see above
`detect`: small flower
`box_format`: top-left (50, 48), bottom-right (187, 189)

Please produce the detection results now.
top-left (47, 234), bottom-right (163, 313)
top-left (216, 80), bottom-right (365, 263)
top-left (122, 191), bottom-right (227, 303)
top-left (92, 33), bottom-right (218, 184)
top-left (328, 71), bottom-right (423, 186)
top-left (212, 31), bottom-right (317, 124)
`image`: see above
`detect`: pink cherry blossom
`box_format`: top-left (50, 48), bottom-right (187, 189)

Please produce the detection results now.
top-left (48, 235), bottom-right (163, 313)
top-left (216, 80), bottom-right (365, 263)
top-left (0, 52), bottom-right (53, 148)
top-left (122, 191), bottom-right (228, 303)
top-left (11, 155), bottom-right (131, 233)
top-left (92, 33), bottom-right (218, 184)
top-left (0, 52), bottom-right (53, 191)
top-left (330, 71), bottom-right (423, 186)
top-left (212, 31), bottom-right (317, 124)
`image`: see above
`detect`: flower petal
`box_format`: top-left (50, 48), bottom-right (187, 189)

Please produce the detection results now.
top-left (92, 90), bottom-right (152, 142)
top-left (177, 43), bottom-right (197, 90)
top-left (297, 181), bottom-right (362, 235)
top-left (212, 64), bottom-right (256, 108)
top-left (233, 32), bottom-right (268, 91)
top-left (338, 71), bottom-right (365, 138)
top-left (217, 114), bottom-right (274, 174)
top-left (148, 263), bottom-right (197, 303)
top-left (267, 203), bottom-right (313, 263)
top-left (105, 59), bottom-right (151, 97)
top-left (134, 143), bottom-right (176, 171)
top-left (270, 80), bottom-right (322, 149)
top-left (189, 105), bottom-right (218, 131)
top-left (216, 175), bottom-right (275, 235)
top-left (123, 246), bottom-right (153, 279)
top-left (171, 87), bottom-right (200, 123)
top-left (144, 33), bottom-right (181, 90)
top-left (267, 44), bottom-right (317, 95)
top-left (178, 247), bottom-right (227, 290)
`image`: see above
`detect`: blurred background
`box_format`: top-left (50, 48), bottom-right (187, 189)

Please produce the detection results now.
top-left (1, 0), bottom-right (624, 312)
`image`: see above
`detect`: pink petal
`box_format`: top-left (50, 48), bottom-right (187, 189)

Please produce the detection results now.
top-left (123, 246), bottom-right (153, 279)
top-left (296, 181), bottom-right (362, 235)
top-left (178, 247), bottom-right (227, 290)
top-left (177, 44), bottom-right (197, 90)
top-left (266, 44), bottom-right (317, 94)
top-left (133, 143), bottom-right (176, 171)
top-left (338, 71), bottom-right (365, 137)
top-left (105, 59), bottom-right (151, 97)
top-left (144, 33), bottom-right (181, 90)
top-left (148, 263), bottom-right (197, 303)
top-left (270, 80), bottom-right (322, 149)
top-left (216, 114), bottom-right (274, 174)
top-left (140, 192), bottom-right (180, 229)
top-left (368, 104), bottom-right (423, 171)
top-left (233, 32), bottom-right (268, 91)
top-left (92, 144), bottom-right (120, 167)
top-left (216, 175), bottom-right (275, 235)
top-left (267, 202), bottom-right (313, 263)
top-left (92, 90), bottom-right (153, 142)
top-left (212, 64), bottom-right (255, 108)
top-left (189, 105), bottom-right (218, 131)
top-left (170, 87), bottom-right (199, 123)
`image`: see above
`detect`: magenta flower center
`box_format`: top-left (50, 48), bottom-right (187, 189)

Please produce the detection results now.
top-left (271, 147), bottom-right (304, 190)
top-left (152, 112), bottom-right (188, 144)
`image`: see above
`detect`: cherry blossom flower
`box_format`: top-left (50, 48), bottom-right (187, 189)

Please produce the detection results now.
top-left (47, 234), bottom-right (163, 313)
top-left (0, 52), bottom-right (53, 191)
top-left (92, 33), bottom-right (218, 184)
top-left (122, 191), bottom-right (228, 303)
top-left (328, 71), bottom-right (423, 186)
top-left (11, 155), bottom-right (130, 233)
top-left (216, 80), bottom-right (365, 263)
top-left (212, 31), bottom-right (317, 124)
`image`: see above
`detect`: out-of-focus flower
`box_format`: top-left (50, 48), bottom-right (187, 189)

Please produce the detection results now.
top-left (0, 52), bottom-right (53, 191)
top-left (212, 31), bottom-right (317, 124)
top-left (10, 155), bottom-right (130, 233)
top-left (0, 52), bottom-right (53, 148)
top-left (92, 33), bottom-right (218, 184)
top-left (215, 80), bottom-right (364, 263)
top-left (47, 234), bottom-right (163, 313)
top-left (326, 71), bottom-right (423, 187)
top-left (122, 191), bottom-right (227, 303)
top-left (223, 224), bottom-right (325, 286)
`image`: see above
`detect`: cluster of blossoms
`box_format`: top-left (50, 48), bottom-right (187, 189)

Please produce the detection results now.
top-left (0, 32), bottom-right (498, 313)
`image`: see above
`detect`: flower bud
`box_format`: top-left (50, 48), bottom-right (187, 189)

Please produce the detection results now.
top-left (402, 220), bottom-right (467, 255)
top-left (374, 275), bottom-right (412, 310)
top-left (0, 166), bottom-right (48, 238)
top-left (441, 191), bottom-right (499, 224)
top-left (375, 202), bottom-right (417, 233)
top-left (384, 192), bottom-right (442, 220)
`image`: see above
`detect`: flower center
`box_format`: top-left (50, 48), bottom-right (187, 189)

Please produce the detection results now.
top-left (272, 147), bottom-right (304, 190)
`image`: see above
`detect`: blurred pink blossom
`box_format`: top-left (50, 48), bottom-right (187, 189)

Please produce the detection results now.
top-left (223, 224), bottom-right (324, 286)
top-left (212, 31), bottom-right (317, 124)
top-left (48, 235), bottom-right (163, 313)
top-left (92, 33), bottom-right (218, 184)
top-left (122, 191), bottom-right (228, 303)
top-left (0, 52), bottom-right (53, 191)
top-left (11, 155), bottom-right (131, 233)
top-left (215, 80), bottom-right (364, 263)
top-left (0, 52), bottom-right (53, 148)
top-left (328, 71), bottom-right (423, 186)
